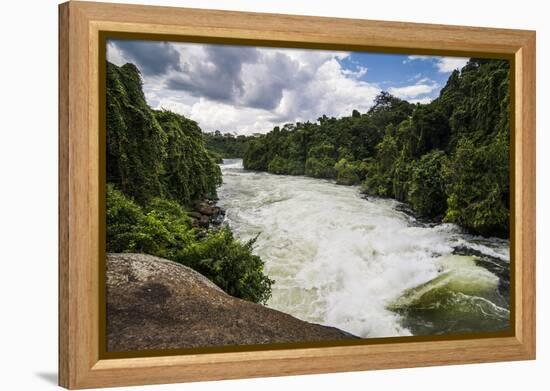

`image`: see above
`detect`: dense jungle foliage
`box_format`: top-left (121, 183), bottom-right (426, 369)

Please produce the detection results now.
top-left (243, 59), bottom-right (510, 237)
top-left (203, 130), bottom-right (251, 161)
top-left (106, 62), bottom-right (273, 303)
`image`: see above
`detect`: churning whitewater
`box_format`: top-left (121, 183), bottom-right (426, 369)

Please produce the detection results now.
top-left (217, 159), bottom-right (510, 338)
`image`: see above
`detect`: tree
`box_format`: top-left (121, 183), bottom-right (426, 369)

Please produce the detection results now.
top-left (241, 59), bottom-right (510, 236)
top-left (335, 158), bottom-right (361, 185)
top-left (444, 137), bottom-right (508, 236)
top-left (106, 61), bottom-right (273, 303)
top-left (106, 62), bottom-right (221, 206)
top-left (408, 150), bottom-right (448, 217)
top-left (106, 62), bottom-right (166, 204)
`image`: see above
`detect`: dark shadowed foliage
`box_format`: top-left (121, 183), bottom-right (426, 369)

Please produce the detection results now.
top-left (106, 62), bottom-right (221, 205)
top-left (106, 62), bottom-right (272, 303)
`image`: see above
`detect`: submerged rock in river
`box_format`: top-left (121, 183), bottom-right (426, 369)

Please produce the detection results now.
top-left (106, 253), bottom-right (357, 352)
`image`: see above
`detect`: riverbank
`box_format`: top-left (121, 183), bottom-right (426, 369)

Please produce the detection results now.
top-left (187, 199), bottom-right (226, 229)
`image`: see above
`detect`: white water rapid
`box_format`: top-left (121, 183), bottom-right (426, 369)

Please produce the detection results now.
top-left (217, 159), bottom-right (510, 338)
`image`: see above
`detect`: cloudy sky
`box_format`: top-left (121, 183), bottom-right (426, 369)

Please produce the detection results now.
top-left (107, 40), bottom-right (468, 135)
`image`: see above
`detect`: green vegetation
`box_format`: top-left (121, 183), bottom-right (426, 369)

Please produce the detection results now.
top-left (107, 186), bottom-right (273, 303)
top-left (177, 229), bottom-right (273, 304)
top-left (203, 130), bottom-right (252, 161)
top-left (107, 62), bottom-right (221, 205)
top-left (106, 62), bottom-right (273, 303)
top-left (243, 59), bottom-right (510, 237)
top-left (408, 151), bottom-right (448, 218)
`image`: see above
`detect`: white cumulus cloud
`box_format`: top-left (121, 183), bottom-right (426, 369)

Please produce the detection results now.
top-left (435, 57), bottom-right (469, 73)
top-left (107, 41), bottom-right (456, 135)
top-left (405, 55), bottom-right (469, 73)
top-left (388, 80), bottom-right (439, 101)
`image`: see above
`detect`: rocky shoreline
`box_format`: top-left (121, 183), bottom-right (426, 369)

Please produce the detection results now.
top-left (106, 253), bottom-right (358, 352)
top-left (187, 199), bottom-right (226, 229)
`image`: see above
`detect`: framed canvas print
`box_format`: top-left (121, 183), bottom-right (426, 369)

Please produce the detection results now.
top-left (58, 1), bottom-right (536, 389)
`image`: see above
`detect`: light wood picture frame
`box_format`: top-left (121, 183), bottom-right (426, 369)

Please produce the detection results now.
top-left (59, 1), bottom-right (536, 389)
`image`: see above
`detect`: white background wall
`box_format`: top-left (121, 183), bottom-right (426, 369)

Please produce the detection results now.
top-left (0, 0), bottom-right (546, 389)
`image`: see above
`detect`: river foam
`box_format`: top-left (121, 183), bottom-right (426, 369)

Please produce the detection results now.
top-left (218, 159), bottom-right (510, 337)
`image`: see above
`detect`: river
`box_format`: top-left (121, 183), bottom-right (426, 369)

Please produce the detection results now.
top-left (217, 159), bottom-right (510, 338)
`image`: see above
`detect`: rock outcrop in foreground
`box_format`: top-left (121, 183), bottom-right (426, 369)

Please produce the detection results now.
top-left (107, 253), bottom-right (356, 352)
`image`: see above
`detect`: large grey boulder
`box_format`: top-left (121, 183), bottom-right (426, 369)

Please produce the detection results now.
top-left (107, 253), bottom-right (356, 352)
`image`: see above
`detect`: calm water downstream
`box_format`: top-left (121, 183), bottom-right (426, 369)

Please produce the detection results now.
top-left (217, 159), bottom-right (510, 338)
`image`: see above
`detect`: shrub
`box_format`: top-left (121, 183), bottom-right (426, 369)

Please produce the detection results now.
top-left (305, 142), bottom-right (337, 178)
top-left (305, 156), bottom-right (336, 178)
top-left (175, 229), bottom-right (274, 304)
top-left (267, 155), bottom-right (304, 175)
top-left (334, 158), bottom-right (361, 185)
top-left (106, 185), bottom-right (193, 258)
top-left (106, 184), bottom-right (146, 253)
top-left (106, 184), bottom-right (273, 303)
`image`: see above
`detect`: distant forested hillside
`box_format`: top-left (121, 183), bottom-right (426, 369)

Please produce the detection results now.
top-left (243, 59), bottom-right (510, 237)
top-left (105, 62), bottom-right (273, 304)
top-left (203, 131), bottom-right (252, 161)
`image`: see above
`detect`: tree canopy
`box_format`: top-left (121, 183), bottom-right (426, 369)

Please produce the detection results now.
top-left (203, 130), bottom-right (251, 161)
top-left (106, 62), bottom-right (273, 303)
top-left (242, 59), bottom-right (510, 237)
top-left (107, 62), bottom-right (221, 206)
